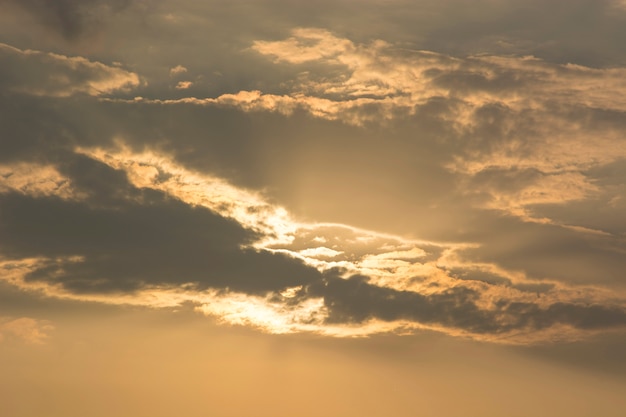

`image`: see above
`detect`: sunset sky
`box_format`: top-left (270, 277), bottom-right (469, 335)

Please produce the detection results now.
top-left (1, 1), bottom-right (626, 416)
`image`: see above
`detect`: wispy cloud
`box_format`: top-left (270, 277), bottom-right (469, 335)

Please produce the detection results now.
top-left (0, 162), bottom-right (81, 200)
top-left (0, 42), bottom-right (140, 97)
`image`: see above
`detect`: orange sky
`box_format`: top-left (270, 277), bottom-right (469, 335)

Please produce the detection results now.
top-left (1, 1), bottom-right (626, 415)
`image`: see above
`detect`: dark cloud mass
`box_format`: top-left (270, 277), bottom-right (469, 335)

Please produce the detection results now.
top-left (0, 154), bottom-right (322, 294)
top-left (3, 0), bottom-right (133, 40)
top-left (308, 274), bottom-right (626, 336)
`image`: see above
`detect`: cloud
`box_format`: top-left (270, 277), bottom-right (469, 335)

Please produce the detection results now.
top-left (457, 168), bottom-right (602, 224)
top-left (2, 0), bottom-right (133, 40)
top-left (0, 42), bottom-right (140, 97)
top-left (253, 28), bottom-right (357, 65)
top-left (249, 28), bottom-right (626, 111)
top-left (169, 65), bottom-right (188, 76)
top-left (0, 21), bottom-right (624, 345)
top-left (311, 274), bottom-right (626, 340)
top-left (0, 317), bottom-right (53, 344)
top-left (0, 162), bottom-right (81, 200)
top-left (151, 28), bottom-right (625, 228)
top-left (175, 81), bottom-right (193, 90)
top-left (0, 154), bottom-right (322, 296)
top-left (2, 145), bottom-right (624, 344)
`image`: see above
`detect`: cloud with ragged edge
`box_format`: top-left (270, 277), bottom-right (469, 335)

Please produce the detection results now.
top-left (119, 28), bottom-right (626, 231)
top-left (0, 162), bottom-right (82, 200)
top-left (1, 143), bottom-right (625, 344)
top-left (0, 43), bottom-right (140, 97)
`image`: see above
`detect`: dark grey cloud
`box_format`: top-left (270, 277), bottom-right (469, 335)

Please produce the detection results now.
top-left (0, 95), bottom-right (68, 164)
top-left (0, 153), bottom-right (322, 295)
top-left (2, 0), bottom-right (134, 40)
top-left (303, 274), bottom-right (626, 336)
top-left (185, 0), bottom-right (626, 67)
top-left (456, 217), bottom-right (626, 288)
top-left (408, 0), bottom-right (626, 66)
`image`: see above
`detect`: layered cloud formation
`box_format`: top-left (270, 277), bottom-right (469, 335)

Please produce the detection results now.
top-left (1, 26), bottom-right (625, 345)
top-left (2, 142), bottom-right (625, 344)
top-left (126, 28), bottom-right (626, 229)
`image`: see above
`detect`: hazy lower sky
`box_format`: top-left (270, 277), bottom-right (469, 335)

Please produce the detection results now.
top-left (1, 1), bottom-right (626, 416)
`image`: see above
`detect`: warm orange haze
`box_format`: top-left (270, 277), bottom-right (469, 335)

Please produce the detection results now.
top-left (1, 1), bottom-right (626, 416)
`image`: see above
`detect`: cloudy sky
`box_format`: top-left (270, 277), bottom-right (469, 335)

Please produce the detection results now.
top-left (1, 0), bottom-right (626, 415)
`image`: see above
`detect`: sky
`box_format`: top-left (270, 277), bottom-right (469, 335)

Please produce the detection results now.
top-left (1, 0), bottom-right (626, 416)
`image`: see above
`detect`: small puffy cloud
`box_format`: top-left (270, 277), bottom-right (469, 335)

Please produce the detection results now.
top-left (175, 80), bottom-right (193, 89)
top-left (0, 317), bottom-right (53, 344)
top-left (0, 42), bottom-right (140, 97)
top-left (169, 65), bottom-right (188, 76)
